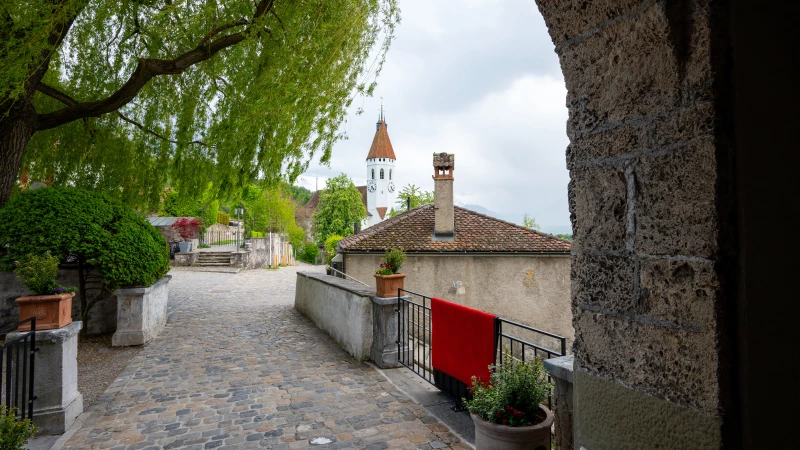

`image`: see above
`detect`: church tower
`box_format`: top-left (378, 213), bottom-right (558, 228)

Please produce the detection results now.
top-left (365, 107), bottom-right (396, 228)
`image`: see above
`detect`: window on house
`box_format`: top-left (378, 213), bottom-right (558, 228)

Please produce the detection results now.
top-left (380, 169), bottom-right (384, 179)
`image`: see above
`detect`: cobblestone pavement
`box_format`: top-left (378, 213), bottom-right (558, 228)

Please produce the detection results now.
top-left (62, 265), bottom-right (468, 450)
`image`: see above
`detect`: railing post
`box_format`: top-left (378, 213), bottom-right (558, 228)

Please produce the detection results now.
top-left (544, 355), bottom-right (574, 450)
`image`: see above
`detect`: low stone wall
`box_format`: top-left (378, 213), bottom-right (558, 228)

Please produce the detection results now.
top-left (294, 272), bottom-right (374, 361)
top-left (1, 268), bottom-right (115, 335)
top-left (112, 275), bottom-right (171, 346)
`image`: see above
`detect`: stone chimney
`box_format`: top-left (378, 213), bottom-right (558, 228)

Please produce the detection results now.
top-left (432, 153), bottom-right (455, 238)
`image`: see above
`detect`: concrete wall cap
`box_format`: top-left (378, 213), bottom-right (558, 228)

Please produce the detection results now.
top-left (544, 354), bottom-right (574, 384)
top-left (114, 275), bottom-right (172, 295)
top-left (372, 295), bottom-right (410, 306)
top-left (297, 271), bottom-right (376, 297)
top-left (7, 321), bottom-right (82, 344)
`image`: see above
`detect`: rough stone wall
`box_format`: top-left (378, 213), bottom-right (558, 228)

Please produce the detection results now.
top-left (535, 0), bottom-right (733, 442)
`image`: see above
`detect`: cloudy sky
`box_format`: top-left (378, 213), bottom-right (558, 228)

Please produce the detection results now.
top-left (297, 0), bottom-right (571, 235)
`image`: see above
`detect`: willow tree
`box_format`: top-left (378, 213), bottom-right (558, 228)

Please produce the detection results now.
top-left (0, 0), bottom-right (400, 208)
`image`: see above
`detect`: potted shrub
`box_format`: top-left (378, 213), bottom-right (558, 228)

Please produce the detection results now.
top-left (374, 248), bottom-right (406, 297)
top-left (14, 254), bottom-right (76, 331)
top-left (464, 349), bottom-right (554, 450)
top-left (172, 217), bottom-right (201, 252)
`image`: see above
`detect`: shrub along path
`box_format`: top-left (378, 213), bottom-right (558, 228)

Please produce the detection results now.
top-left (59, 264), bottom-right (467, 449)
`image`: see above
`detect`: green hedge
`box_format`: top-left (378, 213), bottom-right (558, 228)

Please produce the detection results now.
top-left (250, 231), bottom-right (264, 238)
top-left (0, 187), bottom-right (170, 288)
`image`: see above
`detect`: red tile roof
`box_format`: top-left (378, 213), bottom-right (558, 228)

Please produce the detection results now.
top-left (338, 204), bottom-right (571, 253)
top-left (306, 185), bottom-right (371, 216)
top-left (365, 121), bottom-right (396, 160)
top-left (376, 207), bottom-right (388, 220)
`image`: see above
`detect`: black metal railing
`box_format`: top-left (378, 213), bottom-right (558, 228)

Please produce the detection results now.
top-left (495, 318), bottom-right (567, 366)
top-left (396, 289), bottom-right (434, 385)
top-left (0, 317), bottom-right (38, 420)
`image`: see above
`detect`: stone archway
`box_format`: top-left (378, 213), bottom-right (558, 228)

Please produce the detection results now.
top-left (534, 1), bottom-right (737, 448)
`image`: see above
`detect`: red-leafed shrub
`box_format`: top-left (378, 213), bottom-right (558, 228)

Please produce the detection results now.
top-left (172, 218), bottom-right (202, 241)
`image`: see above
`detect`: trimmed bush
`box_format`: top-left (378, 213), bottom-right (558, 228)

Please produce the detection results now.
top-left (298, 242), bottom-right (320, 264)
top-left (0, 187), bottom-right (169, 289)
top-left (0, 406), bottom-right (37, 450)
top-left (217, 211), bottom-right (230, 225)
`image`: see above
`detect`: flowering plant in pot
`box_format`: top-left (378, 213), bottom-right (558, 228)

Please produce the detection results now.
top-left (463, 349), bottom-right (554, 449)
top-left (374, 248), bottom-right (406, 297)
top-left (172, 218), bottom-right (201, 252)
top-left (14, 254), bottom-right (77, 331)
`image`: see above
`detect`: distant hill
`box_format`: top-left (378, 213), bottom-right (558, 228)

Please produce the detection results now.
top-left (458, 203), bottom-right (499, 217)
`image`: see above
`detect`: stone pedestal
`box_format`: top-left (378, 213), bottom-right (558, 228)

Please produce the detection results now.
top-left (7, 322), bottom-right (84, 435)
top-left (112, 276), bottom-right (171, 346)
top-left (371, 296), bottom-right (410, 369)
top-left (544, 355), bottom-right (574, 450)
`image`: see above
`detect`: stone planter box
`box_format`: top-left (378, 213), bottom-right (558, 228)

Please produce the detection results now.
top-left (112, 275), bottom-right (171, 346)
top-left (374, 273), bottom-right (406, 298)
top-left (15, 292), bottom-right (74, 331)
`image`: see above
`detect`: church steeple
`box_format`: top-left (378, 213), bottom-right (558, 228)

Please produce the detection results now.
top-left (376, 99), bottom-right (386, 131)
top-left (365, 103), bottom-right (396, 227)
top-left (366, 102), bottom-right (395, 160)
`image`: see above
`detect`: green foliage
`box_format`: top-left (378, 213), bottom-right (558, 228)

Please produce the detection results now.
top-left (324, 234), bottom-right (344, 266)
top-left (298, 243), bottom-right (321, 264)
top-left (376, 248), bottom-right (406, 275)
top-left (14, 254), bottom-right (59, 295)
top-left (288, 223), bottom-right (305, 251)
top-left (241, 184), bottom-right (300, 236)
top-left (313, 174), bottom-right (367, 245)
top-left (556, 233), bottom-right (573, 241)
top-left (202, 200), bottom-right (220, 232)
top-left (197, 244), bottom-right (211, 249)
top-left (522, 214), bottom-right (541, 231)
top-left (217, 212), bottom-right (231, 226)
top-left (6, 0), bottom-right (401, 208)
top-left (161, 190), bottom-right (202, 218)
top-left (251, 231), bottom-right (264, 238)
top-left (0, 187), bottom-right (169, 289)
top-left (463, 349), bottom-right (553, 427)
top-left (284, 183), bottom-right (313, 206)
top-left (389, 184), bottom-right (434, 217)
top-left (0, 406), bottom-right (37, 450)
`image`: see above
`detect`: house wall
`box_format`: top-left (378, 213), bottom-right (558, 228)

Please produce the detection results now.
top-left (343, 253), bottom-right (573, 346)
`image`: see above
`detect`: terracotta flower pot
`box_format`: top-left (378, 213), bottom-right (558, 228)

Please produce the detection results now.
top-left (374, 273), bottom-right (406, 298)
top-left (15, 292), bottom-right (75, 331)
top-left (471, 406), bottom-right (553, 450)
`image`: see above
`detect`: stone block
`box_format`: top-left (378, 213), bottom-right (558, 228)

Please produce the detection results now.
top-left (634, 139), bottom-right (718, 257)
top-left (573, 310), bottom-right (718, 414)
top-left (568, 166), bottom-right (628, 251)
top-left (536, 0), bottom-right (644, 47)
top-left (638, 257), bottom-right (718, 329)
top-left (647, 101), bottom-right (715, 150)
top-left (172, 252), bottom-right (198, 266)
top-left (566, 122), bottom-right (646, 169)
top-left (571, 252), bottom-right (636, 313)
top-left (561, 4), bottom-right (680, 136)
top-left (112, 276), bottom-right (171, 346)
top-left (7, 322), bottom-right (84, 435)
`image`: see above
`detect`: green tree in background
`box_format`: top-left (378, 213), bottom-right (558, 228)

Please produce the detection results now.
top-left (388, 184), bottom-right (434, 217)
top-left (0, 0), bottom-right (400, 208)
top-left (556, 233), bottom-right (573, 241)
top-left (284, 183), bottom-right (313, 206)
top-left (522, 214), bottom-right (541, 231)
top-left (240, 184), bottom-right (299, 238)
top-left (313, 174), bottom-right (367, 245)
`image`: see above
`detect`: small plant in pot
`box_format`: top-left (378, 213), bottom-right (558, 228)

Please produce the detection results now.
top-left (14, 254), bottom-right (77, 331)
top-left (172, 218), bottom-right (201, 252)
top-left (464, 349), bottom-right (554, 450)
top-left (374, 248), bottom-right (406, 297)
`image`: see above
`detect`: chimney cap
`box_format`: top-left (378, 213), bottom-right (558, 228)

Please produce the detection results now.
top-left (433, 153), bottom-right (455, 180)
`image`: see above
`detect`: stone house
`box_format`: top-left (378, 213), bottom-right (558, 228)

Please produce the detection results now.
top-left (337, 153), bottom-right (573, 345)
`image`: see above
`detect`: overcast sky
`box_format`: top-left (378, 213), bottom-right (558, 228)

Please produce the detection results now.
top-left (297, 0), bottom-right (571, 235)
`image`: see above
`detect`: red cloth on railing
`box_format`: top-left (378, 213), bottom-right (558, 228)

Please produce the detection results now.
top-left (431, 297), bottom-right (497, 387)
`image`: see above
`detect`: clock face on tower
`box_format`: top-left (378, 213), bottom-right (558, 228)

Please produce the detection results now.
top-left (367, 180), bottom-right (377, 192)
top-left (387, 182), bottom-right (395, 193)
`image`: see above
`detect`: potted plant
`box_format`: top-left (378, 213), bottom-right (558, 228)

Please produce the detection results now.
top-left (172, 217), bottom-right (201, 253)
top-left (374, 248), bottom-right (406, 297)
top-left (14, 254), bottom-right (76, 331)
top-left (464, 349), bottom-right (554, 449)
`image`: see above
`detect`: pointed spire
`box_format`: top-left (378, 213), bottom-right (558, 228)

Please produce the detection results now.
top-left (367, 101), bottom-right (396, 160)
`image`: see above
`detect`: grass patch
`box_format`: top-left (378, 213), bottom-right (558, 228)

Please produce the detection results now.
top-left (211, 240), bottom-right (237, 245)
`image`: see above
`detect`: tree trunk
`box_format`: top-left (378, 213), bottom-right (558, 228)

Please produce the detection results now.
top-left (0, 117), bottom-right (35, 207)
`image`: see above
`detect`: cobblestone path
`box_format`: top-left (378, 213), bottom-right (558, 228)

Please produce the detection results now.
top-left (62, 265), bottom-right (467, 450)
